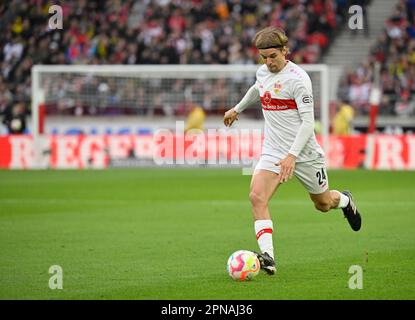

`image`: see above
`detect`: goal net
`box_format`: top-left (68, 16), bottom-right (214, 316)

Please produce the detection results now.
top-left (31, 64), bottom-right (329, 168)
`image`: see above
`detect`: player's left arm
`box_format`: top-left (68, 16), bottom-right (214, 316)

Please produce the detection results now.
top-left (277, 78), bottom-right (315, 183)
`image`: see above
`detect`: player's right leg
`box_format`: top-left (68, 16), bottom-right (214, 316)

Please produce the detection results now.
top-left (249, 168), bottom-right (281, 275)
top-left (249, 169), bottom-right (281, 220)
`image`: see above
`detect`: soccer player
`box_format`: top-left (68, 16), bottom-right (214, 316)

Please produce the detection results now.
top-left (223, 27), bottom-right (362, 275)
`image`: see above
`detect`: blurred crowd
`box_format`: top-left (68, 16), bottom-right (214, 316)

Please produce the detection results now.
top-left (338, 0), bottom-right (415, 117)
top-left (2, 0), bottom-right (413, 133)
top-left (0, 0), bottom-right (350, 124)
top-left (41, 75), bottom-right (257, 118)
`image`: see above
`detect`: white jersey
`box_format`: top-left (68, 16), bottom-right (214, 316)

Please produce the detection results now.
top-left (253, 61), bottom-right (324, 162)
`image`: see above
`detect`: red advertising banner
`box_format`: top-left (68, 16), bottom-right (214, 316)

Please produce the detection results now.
top-left (0, 134), bottom-right (414, 170)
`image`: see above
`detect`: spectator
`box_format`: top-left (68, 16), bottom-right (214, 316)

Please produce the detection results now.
top-left (2, 101), bottom-right (27, 134)
top-left (333, 99), bottom-right (355, 135)
top-left (395, 90), bottom-right (415, 116)
top-left (185, 103), bottom-right (206, 133)
top-left (348, 77), bottom-right (371, 114)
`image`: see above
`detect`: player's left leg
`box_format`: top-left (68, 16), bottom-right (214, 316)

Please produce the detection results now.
top-left (309, 190), bottom-right (362, 231)
top-left (295, 158), bottom-right (362, 231)
top-left (309, 189), bottom-right (343, 212)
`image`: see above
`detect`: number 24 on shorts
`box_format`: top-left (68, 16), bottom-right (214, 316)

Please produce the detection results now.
top-left (316, 168), bottom-right (327, 186)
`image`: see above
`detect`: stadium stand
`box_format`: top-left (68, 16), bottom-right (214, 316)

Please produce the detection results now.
top-left (1, 0), bottom-right (350, 120)
top-left (1, 0), bottom-right (413, 129)
top-left (338, 0), bottom-right (415, 117)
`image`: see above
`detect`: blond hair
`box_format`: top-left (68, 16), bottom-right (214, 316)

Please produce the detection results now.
top-left (253, 27), bottom-right (289, 50)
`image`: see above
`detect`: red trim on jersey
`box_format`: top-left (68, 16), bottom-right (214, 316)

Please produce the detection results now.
top-left (256, 228), bottom-right (273, 240)
top-left (260, 97), bottom-right (298, 111)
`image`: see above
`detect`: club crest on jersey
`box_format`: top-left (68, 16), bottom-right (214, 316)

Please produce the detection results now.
top-left (263, 91), bottom-right (272, 105)
top-left (273, 82), bottom-right (282, 94)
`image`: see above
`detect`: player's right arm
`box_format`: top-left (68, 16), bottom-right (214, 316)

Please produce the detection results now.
top-left (224, 84), bottom-right (260, 127)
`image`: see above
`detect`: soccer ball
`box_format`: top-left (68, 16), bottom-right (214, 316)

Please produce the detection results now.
top-left (226, 250), bottom-right (260, 281)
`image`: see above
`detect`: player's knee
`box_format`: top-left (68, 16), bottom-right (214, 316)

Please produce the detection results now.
top-left (249, 191), bottom-right (267, 207)
top-left (314, 201), bottom-right (331, 212)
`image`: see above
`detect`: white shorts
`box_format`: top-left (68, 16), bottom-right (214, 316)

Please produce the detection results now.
top-left (254, 153), bottom-right (329, 194)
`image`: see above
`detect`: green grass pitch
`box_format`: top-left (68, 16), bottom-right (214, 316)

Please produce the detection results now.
top-left (0, 168), bottom-right (414, 300)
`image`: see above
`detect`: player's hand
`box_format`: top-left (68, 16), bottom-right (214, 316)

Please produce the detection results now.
top-left (223, 108), bottom-right (239, 127)
top-left (275, 154), bottom-right (296, 183)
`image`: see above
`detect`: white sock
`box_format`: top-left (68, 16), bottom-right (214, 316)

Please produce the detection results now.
top-left (254, 220), bottom-right (274, 259)
top-left (333, 190), bottom-right (350, 208)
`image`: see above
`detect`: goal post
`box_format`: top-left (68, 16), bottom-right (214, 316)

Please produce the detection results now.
top-left (31, 64), bottom-right (330, 168)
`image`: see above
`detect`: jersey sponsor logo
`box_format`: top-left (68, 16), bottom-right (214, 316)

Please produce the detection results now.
top-left (262, 104), bottom-right (297, 111)
top-left (260, 91), bottom-right (298, 111)
top-left (302, 94), bottom-right (313, 104)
